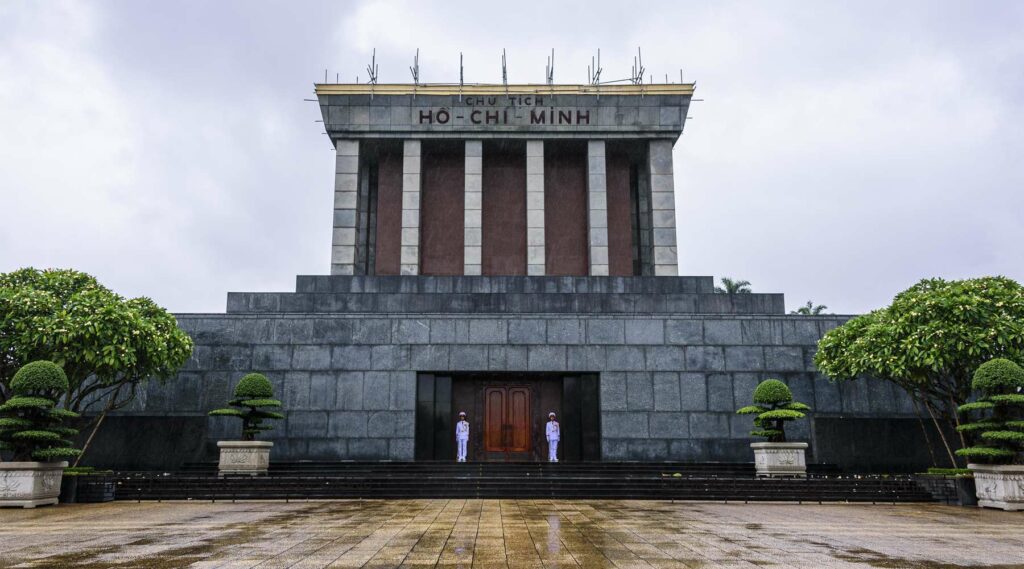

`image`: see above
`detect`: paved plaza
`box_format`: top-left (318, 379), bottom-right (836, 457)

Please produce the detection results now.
top-left (0, 500), bottom-right (1022, 568)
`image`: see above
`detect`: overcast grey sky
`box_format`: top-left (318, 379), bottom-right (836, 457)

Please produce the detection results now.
top-left (1, 1), bottom-right (1022, 315)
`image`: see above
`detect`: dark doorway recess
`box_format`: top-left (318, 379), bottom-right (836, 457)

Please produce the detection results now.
top-left (415, 372), bottom-right (600, 462)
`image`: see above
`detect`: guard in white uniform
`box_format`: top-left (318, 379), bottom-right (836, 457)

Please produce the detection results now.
top-left (455, 411), bottom-right (470, 462)
top-left (546, 412), bottom-right (560, 462)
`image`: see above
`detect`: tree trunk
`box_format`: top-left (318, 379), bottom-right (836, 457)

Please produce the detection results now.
top-left (72, 385), bottom-right (122, 467)
top-left (911, 397), bottom-right (938, 468)
top-left (924, 400), bottom-right (958, 468)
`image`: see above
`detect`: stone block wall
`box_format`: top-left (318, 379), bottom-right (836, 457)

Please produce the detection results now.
top-left (108, 276), bottom-right (920, 470)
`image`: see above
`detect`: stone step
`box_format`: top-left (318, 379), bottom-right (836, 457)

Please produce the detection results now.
top-left (112, 470), bottom-right (933, 502)
top-left (294, 275), bottom-right (717, 295)
top-left (226, 291), bottom-right (785, 315)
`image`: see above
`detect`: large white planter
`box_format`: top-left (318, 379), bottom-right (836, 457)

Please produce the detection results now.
top-left (217, 441), bottom-right (272, 475)
top-left (0, 461), bottom-right (67, 508)
top-left (968, 463), bottom-right (1024, 511)
top-left (751, 442), bottom-right (807, 477)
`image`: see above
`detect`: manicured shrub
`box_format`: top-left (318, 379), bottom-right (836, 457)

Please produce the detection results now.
top-left (0, 361), bottom-right (80, 462)
top-left (209, 373), bottom-right (284, 441)
top-left (737, 379), bottom-right (810, 442)
top-left (956, 358), bottom-right (1024, 464)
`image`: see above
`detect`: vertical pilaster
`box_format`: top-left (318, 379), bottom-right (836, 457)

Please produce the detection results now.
top-left (526, 140), bottom-right (546, 275)
top-left (464, 140), bottom-right (483, 276)
top-left (649, 140), bottom-right (679, 276)
top-left (587, 140), bottom-right (609, 276)
top-left (400, 140), bottom-right (421, 275)
top-left (331, 140), bottom-right (359, 275)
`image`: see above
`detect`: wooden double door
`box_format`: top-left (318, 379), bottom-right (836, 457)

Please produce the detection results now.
top-left (416, 373), bottom-right (600, 462)
top-left (483, 386), bottom-right (532, 460)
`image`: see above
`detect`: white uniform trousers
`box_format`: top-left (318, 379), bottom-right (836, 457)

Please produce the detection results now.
top-left (547, 439), bottom-right (559, 462)
top-left (457, 439), bottom-right (468, 462)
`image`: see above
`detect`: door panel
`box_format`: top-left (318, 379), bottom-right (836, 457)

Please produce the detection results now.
top-left (483, 386), bottom-right (532, 456)
top-left (508, 387), bottom-right (531, 451)
top-left (484, 387), bottom-right (506, 452)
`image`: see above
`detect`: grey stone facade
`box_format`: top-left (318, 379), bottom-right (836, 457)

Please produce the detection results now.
top-left (109, 276), bottom-right (921, 469)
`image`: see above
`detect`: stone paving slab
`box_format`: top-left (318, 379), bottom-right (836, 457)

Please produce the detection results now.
top-left (0, 500), bottom-right (1022, 568)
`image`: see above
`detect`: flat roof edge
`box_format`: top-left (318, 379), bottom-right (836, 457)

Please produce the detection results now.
top-left (315, 83), bottom-right (695, 97)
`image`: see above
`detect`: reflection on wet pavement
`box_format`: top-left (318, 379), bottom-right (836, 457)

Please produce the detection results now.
top-left (1, 499), bottom-right (1022, 568)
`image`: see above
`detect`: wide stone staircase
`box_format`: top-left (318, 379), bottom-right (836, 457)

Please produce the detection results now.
top-left (113, 461), bottom-right (934, 502)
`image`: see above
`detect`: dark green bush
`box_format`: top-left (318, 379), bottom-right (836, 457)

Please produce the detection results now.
top-left (956, 358), bottom-right (1024, 464)
top-left (737, 379), bottom-right (810, 442)
top-left (10, 361), bottom-right (70, 394)
top-left (0, 361), bottom-right (80, 462)
top-left (752, 379), bottom-right (793, 405)
top-left (209, 373), bottom-right (284, 441)
top-left (234, 373), bottom-right (274, 399)
top-left (972, 358), bottom-right (1024, 393)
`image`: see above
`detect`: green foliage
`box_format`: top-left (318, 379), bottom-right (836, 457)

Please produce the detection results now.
top-left (0, 396), bottom-right (55, 410)
top-left (737, 379), bottom-right (810, 442)
top-left (956, 420), bottom-right (1002, 433)
top-left (10, 361), bottom-right (69, 394)
top-left (988, 394), bottom-right (1024, 405)
top-left (209, 373), bottom-right (285, 441)
top-left (757, 409), bottom-right (807, 421)
top-left (925, 467), bottom-right (973, 476)
top-left (0, 361), bottom-right (80, 461)
top-left (956, 446), bottom-right (1015, 460)
top-left (815, 277), bottom-right (1024, 415)
top-left (958, 401), bottom-right (995, 413)
top-left (234, 373), bottom-right (274, 399)
top-left (753, 379), bottom-right (793, 405)
top-left (956, 358), bottom-right (1024, 464)
top-left (973, 358), bottom-right (1024, 392)
top-left (715, 277), bottom-right (752, 294)
top-left (791, 301), bottom-right (829, 315)
top-left (63, 466), bottom-right (112, 476)
top-left (981, 430), bottom-right (1024, 443)
top-left (0, 268), bottom-right (194, 419)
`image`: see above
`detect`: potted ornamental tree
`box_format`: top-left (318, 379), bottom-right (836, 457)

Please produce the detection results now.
top-left (0, 361), bottom-right (80, 507)
top-left (208, 373), bottom-right (284, 475)
top-left (956, 358), bottom-right (1024, 510)
top-left (737, 379), bottom-right (811, 477)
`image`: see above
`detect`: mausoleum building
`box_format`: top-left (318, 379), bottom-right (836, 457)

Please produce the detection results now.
top-left (95, 82), bottom-right (931, 472)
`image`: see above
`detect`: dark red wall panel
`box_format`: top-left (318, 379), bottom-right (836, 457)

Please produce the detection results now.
top-left (606, 147), bottom-right (635, 276)
top-left (544, 142), bottom-right (589, 276)
top-left (420, 142), bottom-right (465, 275)
top-left (482, 142), bottom-right (527, 275)
top-left (374, 147), bottom-right (403, 275)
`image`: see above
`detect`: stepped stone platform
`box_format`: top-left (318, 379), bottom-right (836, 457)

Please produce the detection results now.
top-left (226, 275), bottom-right (785, 314)
top-left (89, 275), bottom-right (937, 472)
top-left (113, 462), bottom-right (933, 502)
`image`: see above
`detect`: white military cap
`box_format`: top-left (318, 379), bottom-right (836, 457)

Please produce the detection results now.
top-left (459, 411), bottom-right (466, 416)
top-left (548, 412), bottom-right (556, 417)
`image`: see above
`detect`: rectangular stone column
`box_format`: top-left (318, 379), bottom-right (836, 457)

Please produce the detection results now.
top-left (587, 140), bottom-right (609, 276)
top-left (649, 140), bottom-right (679, 276)
top-left (526, 140), bottom-right (545, 275)
top-left (464, 141), bottom-right (483, 276)
top-left (400, 140), bottom-right (421, 275)
top-left (331, 140), bottom-right (359, 275)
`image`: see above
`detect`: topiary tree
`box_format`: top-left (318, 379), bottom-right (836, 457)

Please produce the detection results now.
top-left (737, 379), bottom-right (810, 442)
top-left (0, 268), bottom-right (193, 463)
top-left (208, 373), bottom-right (284, 441)
top-left (955, 359), bottom-right (1024, 464)
top-left (0, 361), bottom-right (81, 462)
top-left (815, 276), bottom-right (1024, 466)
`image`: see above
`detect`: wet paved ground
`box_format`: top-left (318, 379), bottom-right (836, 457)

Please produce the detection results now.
top-left (0, 500), bottom-right (1022, 568)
